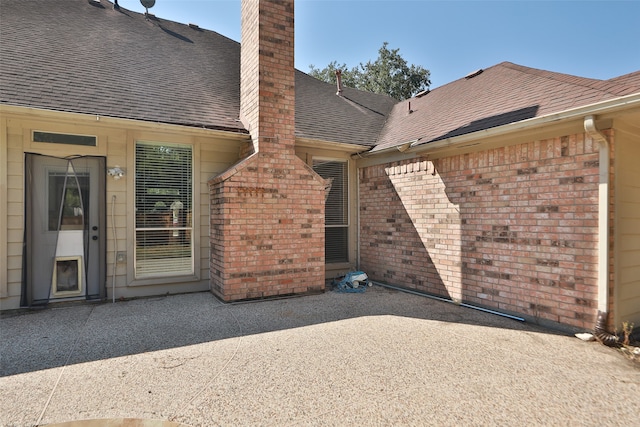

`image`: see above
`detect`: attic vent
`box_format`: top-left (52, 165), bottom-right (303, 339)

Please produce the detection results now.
top-left (415, 89), bottom-right (430, 98)
top-left (188, 23), bottom-right (200, 29)
top-left (465, 69), bottom-right (483, 79)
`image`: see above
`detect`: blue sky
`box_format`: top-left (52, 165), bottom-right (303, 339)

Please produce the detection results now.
top-left (121, 0), bottom-right (640, 89)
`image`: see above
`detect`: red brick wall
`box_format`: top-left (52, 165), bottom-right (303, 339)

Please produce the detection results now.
top-left (209, 153), bottom-right (325, 301)
top-left (209, 0), bottom-right (325, 301)
top-left (360, 133), bottom-right (605, 329)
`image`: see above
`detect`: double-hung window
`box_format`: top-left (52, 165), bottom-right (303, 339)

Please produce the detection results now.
top-left (134, 142), bottom-right (193, 278)
top-left (313, 159), bottom-right (348, 263)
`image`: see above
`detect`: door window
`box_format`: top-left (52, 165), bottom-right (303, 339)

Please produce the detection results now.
top-left (48, 171), bottom-right (89, 231)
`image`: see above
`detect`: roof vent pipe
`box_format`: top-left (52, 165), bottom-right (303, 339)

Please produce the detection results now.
top-left (465, 69), bottom-right (483, 79)
top-left (335, 70), bottom-right (343, 96)
top-left (584, 115), bottom-right (618, 346)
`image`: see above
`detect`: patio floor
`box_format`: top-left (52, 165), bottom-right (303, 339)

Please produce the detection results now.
top-left (1, 285), bottom-right (638, 426)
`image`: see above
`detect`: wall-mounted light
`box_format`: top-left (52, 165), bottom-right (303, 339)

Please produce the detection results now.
top-left (107, 166), bottom-right (125, 180)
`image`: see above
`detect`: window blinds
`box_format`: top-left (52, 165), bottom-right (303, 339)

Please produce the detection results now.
top-left (313, 160), bottom-right (348, 263)
top-left (134, 142), bottom-right (193, 278)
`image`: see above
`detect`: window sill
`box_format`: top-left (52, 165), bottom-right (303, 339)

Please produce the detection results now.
top-left (128, 274), bottom-right (200, 287)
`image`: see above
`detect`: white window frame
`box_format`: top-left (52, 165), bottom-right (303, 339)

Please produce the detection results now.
top-left (134, 141), bottom-right (194, 279)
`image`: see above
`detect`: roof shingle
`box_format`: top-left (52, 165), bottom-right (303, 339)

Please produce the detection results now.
top-left (373, 61), bottom-right (640, 152)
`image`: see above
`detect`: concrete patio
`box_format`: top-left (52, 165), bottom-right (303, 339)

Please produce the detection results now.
top-left (1, 285), bottom-right (638, 426)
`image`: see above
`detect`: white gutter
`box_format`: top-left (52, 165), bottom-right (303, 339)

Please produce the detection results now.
top-left (583, 116), bottom-right (610, 315)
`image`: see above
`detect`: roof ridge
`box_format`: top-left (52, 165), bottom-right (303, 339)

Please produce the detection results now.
top-left (608, 69), bottom-right (640, 83)
top-left (498, 61), bottom-right (632, 96)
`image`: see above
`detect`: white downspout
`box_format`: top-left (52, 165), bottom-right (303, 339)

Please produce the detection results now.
top-left (583, 115), bottom-right (617, 345)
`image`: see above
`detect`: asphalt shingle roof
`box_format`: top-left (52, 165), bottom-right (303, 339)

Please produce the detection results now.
top-left (1, 0), bottom-right (244, 132)
top-left (295, 72), bottom-right (397, 145)
top-left (0, 0), bottom-right (395, 145)
top-left (373, 62), bottom-right (640, 152)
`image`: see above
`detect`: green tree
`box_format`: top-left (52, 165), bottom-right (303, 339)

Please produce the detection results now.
top-left (308, 42), bottom-right (430, 100)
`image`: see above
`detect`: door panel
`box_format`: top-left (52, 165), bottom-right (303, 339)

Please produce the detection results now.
top-left (24, 154), bottom-right (106, 306)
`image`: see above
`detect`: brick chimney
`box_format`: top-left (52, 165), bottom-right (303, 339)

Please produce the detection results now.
top-left (239, 0), bottom-right (296, 155)
top-left (208, 0), bottom-right (326, 302)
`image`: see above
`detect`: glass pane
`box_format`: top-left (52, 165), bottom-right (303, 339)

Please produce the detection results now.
top-left (313, 160), bottom-right (347, 225)
top-left (325, 227), bottom-right (348, 263)
top-left (314, 160), bottom-right (349, 264)
top-left (48, 172), bottom-right (89, 231)
top-left (135, 230), bottom-right (192, 277)
top-left (34, 131), bottom-right (96, 146)
top-left (135, 144), bottom-right (192, 228)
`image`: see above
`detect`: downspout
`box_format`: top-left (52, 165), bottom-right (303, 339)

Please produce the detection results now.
top-left (583, 115), bottom-right (618, 346)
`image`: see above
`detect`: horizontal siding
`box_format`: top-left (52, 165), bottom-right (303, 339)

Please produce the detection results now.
top-left (0, 109), bottom-right (244, 310)
top-left (616, 131), bottom-right (640, 326)
top-left (3, 127), bottom-right (25, 304)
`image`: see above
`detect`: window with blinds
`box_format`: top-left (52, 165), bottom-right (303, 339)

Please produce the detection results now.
top-left (135, 142), bottom-right (193, 278)
top-left (313, 159), bottom-right (348, 263)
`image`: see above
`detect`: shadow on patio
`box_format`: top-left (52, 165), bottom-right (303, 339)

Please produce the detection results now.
top-left (1, 285), bottom-right (566, 378)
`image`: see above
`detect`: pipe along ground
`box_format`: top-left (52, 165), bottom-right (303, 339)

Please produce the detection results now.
top-left (372, 281), bottom-right (526, 322)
